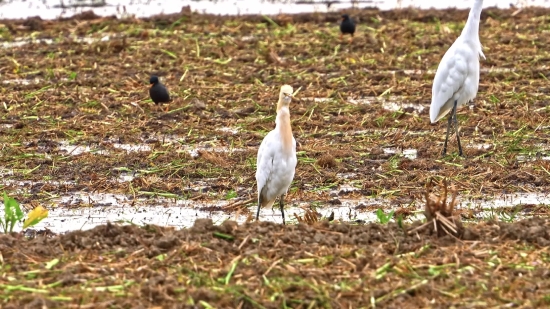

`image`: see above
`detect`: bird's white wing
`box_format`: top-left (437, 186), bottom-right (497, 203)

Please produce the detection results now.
top-left (256, 131), bottom-right (276, 196)
top-left (430, 43), bottom-right (469, 123)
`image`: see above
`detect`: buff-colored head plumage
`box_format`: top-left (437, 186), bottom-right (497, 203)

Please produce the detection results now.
top-left (277, 85), bottom-right (293, 111)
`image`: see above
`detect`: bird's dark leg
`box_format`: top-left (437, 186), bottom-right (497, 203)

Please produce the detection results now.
top-left (279, 195), bottom-right (286, 225)
top-left (442, 101), bottom-right (456, 156)
top-left (256, 196), bottom-right (262, 221)
top-left (453, 100), bottom-right (463, 156)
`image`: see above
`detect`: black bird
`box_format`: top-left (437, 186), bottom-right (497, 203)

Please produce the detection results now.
top-left (340, 14), bottom-right (356, 43)
top-left (149, 75), bottom-right (171, 110)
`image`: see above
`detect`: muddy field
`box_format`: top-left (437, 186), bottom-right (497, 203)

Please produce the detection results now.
top-left (0, 6), bottom-right (550, 307)
top-left (2, 217), bottom-right (550, 308)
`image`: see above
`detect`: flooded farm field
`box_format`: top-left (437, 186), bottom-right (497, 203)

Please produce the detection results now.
top-left (1, 2), bottom-right (550, 308)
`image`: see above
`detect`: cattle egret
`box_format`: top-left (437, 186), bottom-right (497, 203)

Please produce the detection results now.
top-left (429, 0), bottom-right (485, 156)
top-left (255, 85), bottom-right (297, 225)
top-left (149, 75), bottom-right (171, 111)
top-left (340, 14), bottom-right (356, 43)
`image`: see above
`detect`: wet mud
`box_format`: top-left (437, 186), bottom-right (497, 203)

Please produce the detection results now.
top-left (0, 6), bottom-right (550, 307)
top-left (0, 7), bottom-right (548, 216)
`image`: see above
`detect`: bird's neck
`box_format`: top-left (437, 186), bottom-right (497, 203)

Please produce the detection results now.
top-left (275, 106), bottom-right (294, 155)
top-left (461, 0), bottom-right (483, 40)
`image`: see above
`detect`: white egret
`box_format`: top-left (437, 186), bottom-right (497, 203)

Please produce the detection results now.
top-left (255, 85), bottom-right (297, 225)
top-left (430, 0), bottom-right (485, 156)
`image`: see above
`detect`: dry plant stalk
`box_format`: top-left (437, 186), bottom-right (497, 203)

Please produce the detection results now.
top-left (223, 197), bottom-right (254, 211)
top-left (408, 178), bottom-right (464, 238)
top-left (197, 150), bottom-right (227, 166)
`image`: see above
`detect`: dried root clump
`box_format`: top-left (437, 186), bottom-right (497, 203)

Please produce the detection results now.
top-left (196, 150), bottom-right (228, 166)
top-left (295, 208), bottom-right (334, 225)
top-left (409, 178), bottom-right (464, 238)
top-left (316, 154), bottom-right (337, 168)
top-left (294, 208), bottom-right (322, 225)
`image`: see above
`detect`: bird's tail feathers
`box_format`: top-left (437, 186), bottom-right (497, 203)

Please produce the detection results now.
top-left (258, 188), bottom-right (276, 209)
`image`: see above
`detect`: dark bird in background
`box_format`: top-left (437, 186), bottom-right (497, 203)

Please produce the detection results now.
top-left (149, 75), bottom-right (171, 111)
top-left (340, 14), bottom-right (356, 43)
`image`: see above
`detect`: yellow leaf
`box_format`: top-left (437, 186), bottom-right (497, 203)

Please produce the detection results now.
top-left (23, 205), bottom-right (49, 229)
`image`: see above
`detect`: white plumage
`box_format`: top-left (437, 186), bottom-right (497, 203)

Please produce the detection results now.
top-left (255, 85), bottom-right (297, 225)
top-left (430, 0), bottom-right (485, 156)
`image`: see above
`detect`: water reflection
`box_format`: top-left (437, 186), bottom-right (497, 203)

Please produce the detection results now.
top-left (14, 188), bottom-right (549, 234)
top-left (0, 0), bottom-right (545, 20)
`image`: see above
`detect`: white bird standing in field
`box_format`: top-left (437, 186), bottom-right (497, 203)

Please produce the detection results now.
top-left (255, 85), bottom-right (297, 225)
top-left (430, 0), bottom-right (485, 156)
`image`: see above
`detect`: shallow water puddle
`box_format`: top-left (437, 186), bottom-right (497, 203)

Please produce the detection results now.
top-left (58, 141), bottom-right (109, 156)
top-left (301, 97), bottom-right (335, 103)
top-left (336, 172), bottom-right (358, 180)
top-left (216, 127), bottom-right (240, 135)
top-left (303, 95), bottom-right (426, 113)
top-left (35, 194), bottom-right (230, 233)
top-left (513, 144), bottom-right (550, 162)
top-left (150, 137), bottom-right (246, 158)
top-left (516, 154), bottom-right (550, 162)
top-left (468, 143), bottom-right (493, 150)
top-left (464, 192), bottom-right (550, 209)
top-left (13, 189), bottom-right (548, 234)
top-left (383, 147), bottom-right (418, 160)
top-left (1, 38), bottom-right (55, 49)
top-left (4, 179), bottom-right (76, 190)
top-left (112, 143), bottom-right (152, 152)
top-left (184, 144), bottom-right (245, 158)
top-left (0, 0), bottom-right (544, 20)
top-left (55, 138), bottom-right (245, 158)
top-left (29, 193), bottom-right (389, 234)
top-left (347, 96), bottom-right (427, 114)
top-left (58, 140), bottom-right (153, 156)
top-left (2, 78), bottom-right (44, 85)
top-left (1, 35), bottom-right (112, 49)
top-left (464, 192), bottom-right (550, 222)
top-left (349, 129), bottom-right (432, 138)
top-left (0, 168), bottom-right (15, 178)
top-left (467, 144), bottom-right (550, 161)
top-left (117, 172), bottom-right (136, 183)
